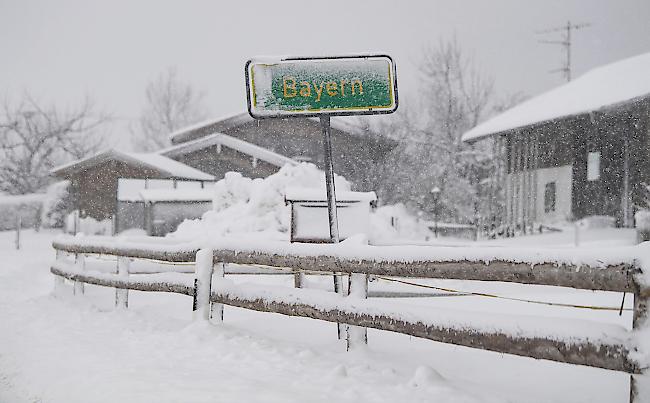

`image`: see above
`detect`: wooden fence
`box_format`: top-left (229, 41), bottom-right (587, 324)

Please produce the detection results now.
top-left (50, 237), bottom-right (649, 402)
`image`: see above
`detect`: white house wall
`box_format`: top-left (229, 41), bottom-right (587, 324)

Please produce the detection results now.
top-left (505, 164), bottom-right (573, 228)
top-left (535, 165), bottom-right (573, 224)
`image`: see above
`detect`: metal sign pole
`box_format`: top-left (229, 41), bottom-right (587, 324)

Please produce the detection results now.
top-left (320, 115), bottom-right (344, 339)
top-left (320, 115), bottom-right (340, 244)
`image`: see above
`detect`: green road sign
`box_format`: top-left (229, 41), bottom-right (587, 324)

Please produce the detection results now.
top-left (245, 55), bottom-right (398, 118)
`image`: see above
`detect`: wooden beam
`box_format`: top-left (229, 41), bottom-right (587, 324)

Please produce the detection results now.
top-left (52, 240), bottom-right (197, 262)
top-left (211, 250), bottom-right (638, 293)
top-left (51, 266), bottom-right (194, 296)
top-left (210, 292), bottom-right (638, 374)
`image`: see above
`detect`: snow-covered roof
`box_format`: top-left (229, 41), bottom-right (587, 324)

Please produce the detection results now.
top-left (462, 52), bottom-right (650, 142)
top-left (51, 150), bottom-right (214, 181)
top-left (168, 113), bottom-right (253, 143)
top-left (284, 187), bottom-right (377, 203)
top-left (139, 188), bottom-right (213, 203)
top-left (159, 132), bottom-right (297, 168)
top-left (169, 112), bottom-right (367, 144)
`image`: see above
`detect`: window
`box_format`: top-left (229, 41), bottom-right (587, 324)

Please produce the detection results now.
top-left (587, 151), bottom-right (601, 181)
top-left (544, 182), bottom-right (556, 213)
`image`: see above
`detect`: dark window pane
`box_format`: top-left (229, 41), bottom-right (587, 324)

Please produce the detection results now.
top-left (544, 182), bottom-right (556, 213)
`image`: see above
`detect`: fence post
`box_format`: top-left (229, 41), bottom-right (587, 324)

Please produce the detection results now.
top-left (294, 270), bottom-right (306, 288)
top-left (53, 250), bottom-right (65, 296)
top-left (211, 262), bottom-right (225, 322)
top-left (346, 272), bottom-right (368, 350)
top-left (15, 215), bottom-right (21, 250)
top-left (73, 253), bottom-right (85, 296)
top-left (115, 257), bottom-right (129, 309)
top-left (192, 248), bottom-right (213, 321)
top-left (630, 287), bottom-right (649, 402)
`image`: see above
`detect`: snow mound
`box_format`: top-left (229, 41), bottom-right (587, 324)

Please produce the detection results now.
top-left (408, 365), bottom-right (446, 387)
top-left (171, 163), bottom-right (432, 243)
top-left (171, 163), bottom-right (351, 241)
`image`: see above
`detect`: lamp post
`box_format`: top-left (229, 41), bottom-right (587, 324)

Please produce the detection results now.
top-left (431, 186), bottom-right (441, 238)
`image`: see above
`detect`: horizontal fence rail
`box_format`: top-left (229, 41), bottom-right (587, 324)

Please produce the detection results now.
top-left (212, 250), bottom-right (639, 293)
top-left (50, 236), bottom-right (649, 402)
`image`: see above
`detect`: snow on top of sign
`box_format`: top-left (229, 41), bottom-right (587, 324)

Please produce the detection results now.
top-left (247, 54), bottom-right (392, 64)
top-left (462, 52), bottom-right (650, 142)
top-left (139, 188), bottom-right (214, 203)
top-left (51, 149), bottom-right (214, 181)
top-left (284, 187), bottom-right (377, 203)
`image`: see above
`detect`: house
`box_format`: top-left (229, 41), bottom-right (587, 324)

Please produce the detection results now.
top-left (159, 132), bottom-right (297, 180)
top-left (462, 52), bottom-right (650, 233)
top-left (166, 112), bottom-right (396, 191)
top-left (51, 150), bottom-right (215, 233)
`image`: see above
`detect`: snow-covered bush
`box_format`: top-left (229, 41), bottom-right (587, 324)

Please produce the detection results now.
top-left (41, 180), bottom-right (71, 228)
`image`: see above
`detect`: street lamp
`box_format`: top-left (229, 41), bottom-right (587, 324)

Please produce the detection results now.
top-left (431, 186), bottom-right (441, 238)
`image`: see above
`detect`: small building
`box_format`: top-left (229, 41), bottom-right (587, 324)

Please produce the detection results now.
top-left (462, 52), bottom-right (650, 233)
top-left (51, 150), bottom-right (214, 233)
top-left (160, 132), bottom-right (297, 180)
top-left (167, 112), bottom-right (396, 191)
top-left (285, 187), bottom-right (377, 243)
top-left (139, 188), bottom-right (213, 236)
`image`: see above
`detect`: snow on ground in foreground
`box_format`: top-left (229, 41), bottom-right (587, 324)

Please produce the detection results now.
top-left (0, 230), bottom-right (635, 403)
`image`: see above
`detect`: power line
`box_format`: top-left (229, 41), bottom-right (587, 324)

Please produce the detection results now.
top-left (537, 21), bottom-right (591, 82)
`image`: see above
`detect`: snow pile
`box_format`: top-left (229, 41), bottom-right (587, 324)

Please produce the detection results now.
top-left (171, 164), bottom-right (431, 243)
top-left (171, 163), bottom-right (351, 241)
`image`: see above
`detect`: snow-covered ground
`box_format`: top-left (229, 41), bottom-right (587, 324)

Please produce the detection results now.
top-left (0, 229), bottom-right (638, 402)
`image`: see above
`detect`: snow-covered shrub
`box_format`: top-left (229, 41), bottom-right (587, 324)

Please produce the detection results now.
top-left (41, 180), bottom-right (71, 228)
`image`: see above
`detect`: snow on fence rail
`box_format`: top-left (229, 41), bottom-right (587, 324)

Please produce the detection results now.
top-left (50, 236), bottom-right (650, 402)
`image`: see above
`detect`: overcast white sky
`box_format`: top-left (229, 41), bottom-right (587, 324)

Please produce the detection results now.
top-left (1, 0), bottom-right (649, 143)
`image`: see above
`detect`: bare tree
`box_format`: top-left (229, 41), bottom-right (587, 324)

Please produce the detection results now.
top-left (0, 95), bottom-right (107, 194)
top-left (133, 68), bottom-right (207, 151)
top-left (377, 38), bottom-right (496, 223)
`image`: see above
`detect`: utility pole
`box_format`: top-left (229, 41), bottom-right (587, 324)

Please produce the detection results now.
top-left (537, 21), bottom-right (590, 82)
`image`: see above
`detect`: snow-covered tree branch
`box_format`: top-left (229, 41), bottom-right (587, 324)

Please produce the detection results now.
top-left (0, 95), bottom-right (108, 195)
top-left (132, 68), bottom-right (208, 151)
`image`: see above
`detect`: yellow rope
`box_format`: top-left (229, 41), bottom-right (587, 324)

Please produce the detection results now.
top-left (374, 276), bottom-right (633, 312)
top-left (79, 253), bottom-right (631, 311)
